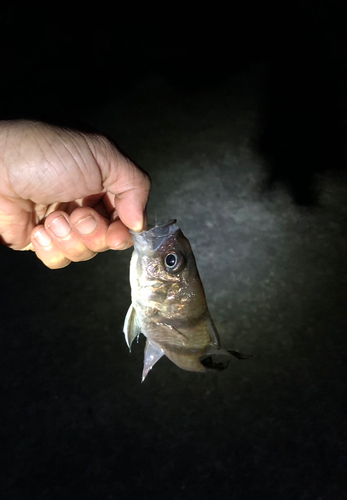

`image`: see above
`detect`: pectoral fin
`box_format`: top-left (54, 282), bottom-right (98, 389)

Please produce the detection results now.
top-left (142, 341), bottom-right (164, 382)
top-left (123, 304), bottom-right (141, 351)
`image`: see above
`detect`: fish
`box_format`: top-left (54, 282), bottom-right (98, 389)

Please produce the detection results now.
top-left (123, 219), bottom-right (250, 381)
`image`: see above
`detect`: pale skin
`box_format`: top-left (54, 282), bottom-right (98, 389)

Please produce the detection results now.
top-left (0, 120), bottom-right (151, 269)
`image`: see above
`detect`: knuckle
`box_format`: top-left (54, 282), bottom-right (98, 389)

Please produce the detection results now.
top-left (38, 253), bottom-right (71, 269)
top-left (67, 248), bottom-right (96, 263)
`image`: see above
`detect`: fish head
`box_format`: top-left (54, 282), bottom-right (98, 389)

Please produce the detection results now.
top-left (129, 220), bottom-right (208, 322)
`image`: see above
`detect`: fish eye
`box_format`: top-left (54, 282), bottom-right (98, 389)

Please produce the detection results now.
top-left (165, 253), bottom-right (178, 269)
top-left (164, 251), bottom-right (185, 273)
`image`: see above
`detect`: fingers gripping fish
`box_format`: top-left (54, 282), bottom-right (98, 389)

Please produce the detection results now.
top-left (123, 220), bottom-right (250, 381)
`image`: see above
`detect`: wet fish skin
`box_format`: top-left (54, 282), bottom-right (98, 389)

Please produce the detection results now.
top-left (123, 220), bottom-right (248, 381)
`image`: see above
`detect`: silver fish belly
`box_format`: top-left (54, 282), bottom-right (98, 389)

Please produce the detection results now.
top-left (123, 219), bottom-right (249, 381)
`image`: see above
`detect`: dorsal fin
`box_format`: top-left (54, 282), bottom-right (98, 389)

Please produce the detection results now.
top-left (206, 314), bottom-right (222, 345)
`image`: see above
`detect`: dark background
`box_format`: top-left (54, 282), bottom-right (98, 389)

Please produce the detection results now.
top-left (1, 4), bottom-right (347, 499)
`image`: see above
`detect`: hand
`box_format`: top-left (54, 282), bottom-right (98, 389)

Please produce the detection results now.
top-left (0, 120), bottom-right (150, 268)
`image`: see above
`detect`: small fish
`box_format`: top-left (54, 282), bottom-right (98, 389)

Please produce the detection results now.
top-left (123, 220), bottom-right (250, 381)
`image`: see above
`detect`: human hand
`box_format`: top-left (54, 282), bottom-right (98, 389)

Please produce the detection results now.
top-left (0, 120), bottom-right (150, 268)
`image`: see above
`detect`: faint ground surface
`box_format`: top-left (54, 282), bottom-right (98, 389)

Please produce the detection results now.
top-left (2, 63), bottom-right (347, 500)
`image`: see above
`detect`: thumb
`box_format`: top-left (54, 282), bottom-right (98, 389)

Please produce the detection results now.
top-left (89, 136), bottom-right (151, 232)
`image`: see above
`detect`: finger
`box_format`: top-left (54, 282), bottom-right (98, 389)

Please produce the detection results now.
top-left (114, 183), bottom-right (150, 233)
top-left (105, 218), bottom-right (133, 250)
top-left (31, 226), bottom-right (71, 269)
top-left (69, 207), bottom-right (110, 253)
top-left (89, 138), bottom-right (151, 232)
top-left (44, 211), bottom-right (96, 263)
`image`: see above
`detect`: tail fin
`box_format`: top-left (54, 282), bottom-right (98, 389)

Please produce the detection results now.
top-left (200, 345), bottom-right (252, 371)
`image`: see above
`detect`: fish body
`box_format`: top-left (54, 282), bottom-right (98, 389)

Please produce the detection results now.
top-left (123, 220), bottom-right (248, 381)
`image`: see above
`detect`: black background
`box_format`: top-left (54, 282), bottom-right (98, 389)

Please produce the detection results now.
top-left (1, 4), bottom-right (347, 499)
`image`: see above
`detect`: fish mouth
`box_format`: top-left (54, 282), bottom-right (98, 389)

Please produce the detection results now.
top-left (130, 219), bottom-right (180, 252)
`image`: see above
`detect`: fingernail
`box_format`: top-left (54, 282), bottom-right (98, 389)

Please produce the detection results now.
top-left (34, 228), bottom-right (52, 247)
top-left (130, 220), bottom-right (144, 233)
top-left (74, 215), bottom-right (97, 235)
top-left (48, 215), bottom-right (71, 238)
top-left (131, 208), bottom-right (147, 233)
